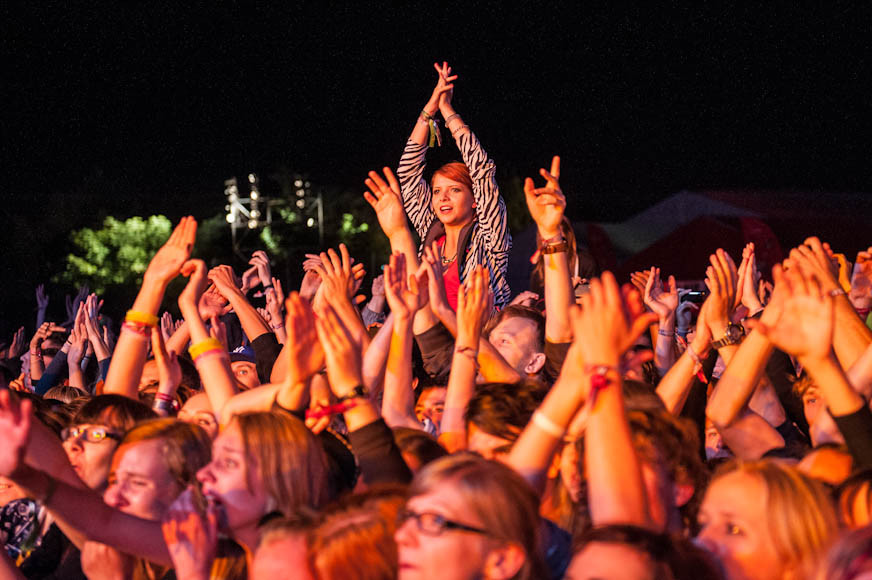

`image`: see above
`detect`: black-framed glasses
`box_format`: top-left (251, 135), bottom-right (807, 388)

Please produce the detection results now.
top-left (61, 426), bottom-right (122, 444)
top-left (397, 509), bottom-right (489, 537)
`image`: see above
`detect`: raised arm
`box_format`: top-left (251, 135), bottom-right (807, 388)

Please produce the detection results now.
top-left (104, 217), bottom-right (197, 399)
top-left (179, 260), bottom-right (238, 424)
top-left (208, 265), bottom-right (271, 342)
top-left (439, 266), bottom-right (490, 452)
top-left (524, 156), bottom-right (573, 343)
top-left (643, 267), bottom-right (680, 375)
top-left (381, 253), bottom-right (430, 429)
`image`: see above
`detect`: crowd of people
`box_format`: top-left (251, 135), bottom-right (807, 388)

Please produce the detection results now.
top-left (1, 62), bottom-right (872, 580)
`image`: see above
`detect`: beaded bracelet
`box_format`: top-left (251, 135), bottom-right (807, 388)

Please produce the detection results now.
top-left (121, 322), bottom-right (150, 337)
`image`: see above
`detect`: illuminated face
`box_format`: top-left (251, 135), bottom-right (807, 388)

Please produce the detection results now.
top-left (178, 392), bottom-right (219, 439)
top-left (802, 386), bottom-right (824, 429)
top-left (395, 486), bottom-right (494, 580)
top-left (103, 439), bottom-right (182, 521)
top-left (63, 423), bottom-right (123, 490)
top-left (431, 175), bottom-right (475, 228)
top-left (415, 387), bottom-right (446, 427)
top-left (231, 361), bottom-right (260, 391)
top-left (487, 316), bottom-right (543, 376)
top-left (697, 471), bottom-right (784, 580)
top-left (196, 422), bottom-right (270, 537)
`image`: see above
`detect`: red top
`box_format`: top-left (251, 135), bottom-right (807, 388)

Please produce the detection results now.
top-left (438, 236), bottom-right (460, 312)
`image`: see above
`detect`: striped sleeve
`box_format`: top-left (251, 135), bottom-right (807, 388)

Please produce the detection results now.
top-left (457, 130), bottom-right (511, 258)
top-left (397, 139), bottom-right (435, 238)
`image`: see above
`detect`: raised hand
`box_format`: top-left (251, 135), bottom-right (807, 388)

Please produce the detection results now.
top-left (314, 300), bottom-right (363, 397)
top-left (207, 265), bottom-right (243, 302)
top-left (704, 249), bottom-right (739, 336)
top-left (428, 61), bottom-right (457, 113)
top-left (787, 237), bottom-right (841, 292)
top-left (7, 327), bottom-right (26, 360)
top-left (67, 307), bottom-right (89, 367)
top-left (420, 243), bottom-right (451, 314)
top-left (179, 260), bottom-right (209, 314)
top-left (371, 274), bottom-right (385, 300)
top-left (850, 247), bottom-right (872, 311)
top-left (36, 284), bottom-right (49, 311)
top-left (29, 321), bottom-right (65, 352)
top-left (82, 295), bottom-right (110, 360)
top-left (161, 487), bottom-right (219, 580)
top-left (300, 255), bottom-right (322, 301)
top-left (284, 292), bottom-right (324, 386)
top-left (383, 252), bottom-right (429, 321)
top-left (573, 273), bottom-right (657, 368)
top-left (151, 327), bottom-right (181, 395)
top-left (0, 390), bottom-right (32, 478)
top-left (456, 266), bottom-right (490, 344)
top-left (313, 244), bottom-right (363, 304)
top-left (249, 250), bottom-right (273, 289)
top-left (239, 265), bottom-right (260, 295)
top-left (144, 216), bottom-right (198, 285)
top-left (757, 264), bottom-right (835, 362)
top-left (629, 270), bottom-right (651, 297)
top-left (642, 267), bottom-right (678, 319)
top-left (364, 167), bottom-right (409, 239)
top-left (737, 243), bottom-right (764, 313)
top-left (524, 156), bottom-right (565, 239)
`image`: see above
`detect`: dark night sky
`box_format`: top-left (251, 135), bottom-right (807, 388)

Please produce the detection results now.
top-left (4, 2), bottom-right (872, 223)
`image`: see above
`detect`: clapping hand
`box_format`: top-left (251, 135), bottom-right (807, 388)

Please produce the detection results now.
top-left (364, 168), bottom-right (409, 240)
top-left (642, 267), bottom-right (678, 319)
top-left (383, 252), bottom-right (429, 322)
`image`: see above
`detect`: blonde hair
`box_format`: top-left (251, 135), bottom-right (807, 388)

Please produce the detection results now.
top-left (713, 460), bottom-right (838, 577)
top-left (408, 453), bottom-right (547, 580)
top-left (233, 412), bottom-right (329, 514)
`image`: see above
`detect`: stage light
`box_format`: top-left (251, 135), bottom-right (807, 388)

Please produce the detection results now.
top-left (226, 214), bottom-right (235, 223)
top-left (307, 218), bottom-right (315, 227)
top-left (248, 219), bottom-right (258, 229)
top-left (296, 199), bottom-right (305, 208)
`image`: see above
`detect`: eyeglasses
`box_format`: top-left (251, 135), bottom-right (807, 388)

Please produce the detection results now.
top-left (397, 509), bottom-right (488, 537)
top-left (61, 426), bottom-right (122, 444)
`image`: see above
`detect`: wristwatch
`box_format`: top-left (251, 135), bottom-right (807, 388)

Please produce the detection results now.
top-left (711, 323), bottom-right (745, 349)
top-left (337, 385), bottom-right (368, 402)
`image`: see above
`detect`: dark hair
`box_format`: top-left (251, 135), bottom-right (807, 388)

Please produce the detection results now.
top-left (72, 394), bottom-right (157, 433)
top-left (393, 427), bottom-right (448, 471)
top-left (466, 380), bottom-right (547, 443)
top-left (573, 524), bottom-right (724, 580)
top-left (484, 306), bottom-right (545, 354)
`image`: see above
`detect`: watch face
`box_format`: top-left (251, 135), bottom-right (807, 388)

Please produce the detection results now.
top-left (728, 324), bottom-right (745, 340)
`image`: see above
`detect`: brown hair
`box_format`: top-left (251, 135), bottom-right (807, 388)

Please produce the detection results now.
top-left (234, 412), bottom-right (330, 514)
top-left (408, 453), bottom-right (547, 580)
top-left (307, 485), bottom-right (407, 580)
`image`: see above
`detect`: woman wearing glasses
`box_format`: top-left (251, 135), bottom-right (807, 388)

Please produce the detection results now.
top-left (60, 394), bottom-right (157, 491)
top-left (395, 452), bottom-right (548, 580)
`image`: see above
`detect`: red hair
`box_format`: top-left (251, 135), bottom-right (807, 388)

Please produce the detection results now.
top-left (431, 162), bottom-right (473, 193)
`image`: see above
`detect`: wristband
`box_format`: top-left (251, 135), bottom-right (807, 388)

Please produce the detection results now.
top-left (153, 399), bottom-right (176, 414)
top-left (154, 392), bottom-right (175, 402)
top-left (188, 338), bottom-right (225, 360)
top-left (121, 322), bottom-right (150, 337)
top-left (444, 113), bottom-right (461, 125)
top-left (828, 288), bottom-right (847, 298)
top-left (541, 241), bottom-right (569, 255)
top-left (657, 329), bottom-right (675, 337)
top-left (125, 310), bottom-right (159, 328)
top-left (305, 399), bottom-right (358, 420)
top-left (337, 384), bottom-right (368, 402)
top-left (271, 323), bottom-right (284, 330)
top-left (585, 365), bottom-right (618, 405)
top-left (532, 411), bottom-right (565, 439)
top-left (686, 343), bottom-right (709, 385)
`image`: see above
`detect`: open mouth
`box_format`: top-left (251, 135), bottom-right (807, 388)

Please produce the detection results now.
top-left (439, 205), bottom-right (453, 214)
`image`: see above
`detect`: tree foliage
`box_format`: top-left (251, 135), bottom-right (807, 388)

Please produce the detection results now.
top-left (57, 215), bottom-right (173, 293)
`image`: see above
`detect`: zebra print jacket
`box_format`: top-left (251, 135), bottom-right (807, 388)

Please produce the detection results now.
top-left (396, 129), bottom-right (512, 308)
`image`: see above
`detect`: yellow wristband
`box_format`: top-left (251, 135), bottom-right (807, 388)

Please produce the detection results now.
top-left (125, 310), bottom-right (159, 327)
top-left (188, 338), bottom-right (224, 360)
